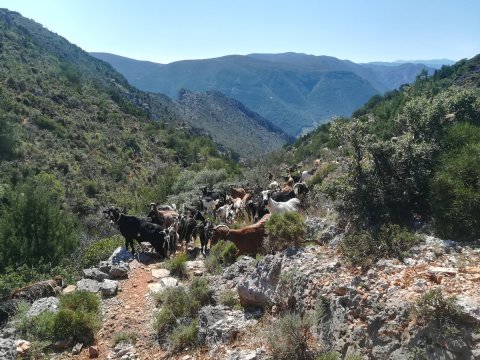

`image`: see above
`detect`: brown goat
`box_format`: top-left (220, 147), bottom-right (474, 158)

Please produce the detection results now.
top-left (229, 186), bottom-right (246, 200)
top-left (148, 203), bottom-right (178, 229)
top-left (210, 214), bottom-right (270, 256)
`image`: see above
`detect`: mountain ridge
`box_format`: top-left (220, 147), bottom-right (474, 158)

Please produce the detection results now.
top-left (92, 52), bottom-right (437, 136)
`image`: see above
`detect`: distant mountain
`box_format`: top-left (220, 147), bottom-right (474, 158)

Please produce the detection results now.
top-left (367, 59), bottom-right (456, 69)
top-left (91, 52), bottom-right (436, 136)
top-left (177, 90), bottom-right (292, 159)
top-left (0, 9), bottom-right (290, 220)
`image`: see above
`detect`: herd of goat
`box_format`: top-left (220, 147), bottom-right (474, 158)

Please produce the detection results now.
top-left (103, 168), bottom-right (314, 258)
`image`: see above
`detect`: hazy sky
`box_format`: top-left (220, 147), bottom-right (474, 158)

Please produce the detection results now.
top-left (1, 0), bottom-right (479, 64)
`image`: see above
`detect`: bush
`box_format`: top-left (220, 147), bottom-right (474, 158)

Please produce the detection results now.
top-left (59, 290), bottom-right (101, 313)
top-left (0, 173), bottom-right (78, 271)
top-left (189, 277), bottom-right (212, 306)
top-left (166, 253), bottom-right (188, 279)
top-left (79, 236), bottom-right (123, 269)
top-left (219, 289), bottom-right (240, 308)
top-left (154, 307), bottom-right (177, 337)
top-left (112, 331), bottom-right (138, 346)
top-left (267, 312), bottom-right (313, 360)
top-left (168, 319), bottom-right (198, 353)
top-left (411, 288), bottom-right (461, 325)
top-left (154, 286), bottom-right (199, 319)
top-left (430, 143), bottom-right (480, 241)
top-left (204, 240), bottom-right (238, 274)
top-left (265, 212), bottom-right (307, 252)
top-left (342, 224), bottom-right (418, 266)
top-left (53, 291), bottom-right (101, 344)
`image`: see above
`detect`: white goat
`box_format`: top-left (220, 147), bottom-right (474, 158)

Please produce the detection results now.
top-left (267, 197), bottom-right (301, 214)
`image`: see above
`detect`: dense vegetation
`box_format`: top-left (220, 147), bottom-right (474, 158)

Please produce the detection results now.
top-left (0, 9), bottom-right (244, 296)
top-left (292, 55), bottom-right (480, 263)
top-left (92, 52), bottom-right (433, 136)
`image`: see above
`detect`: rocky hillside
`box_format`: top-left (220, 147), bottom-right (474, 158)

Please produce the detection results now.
top-left (91, 52), bottom-right (435, 136)
top-left (177, 90), bottom-right (293, 159)
top-left (1, 222), bottom-right (479, 359)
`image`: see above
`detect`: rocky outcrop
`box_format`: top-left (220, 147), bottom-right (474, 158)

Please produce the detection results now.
top-left (198, 305), bottom-right (257, 346)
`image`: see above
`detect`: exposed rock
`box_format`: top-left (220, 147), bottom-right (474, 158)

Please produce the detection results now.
top-left (151, 268), bottom-right (170, 279)
top-left (109, 262), bottom-right (130, 279)
top-left (226, 348), bottom-right (268, 360)
top-left (72, 342), bottom-right (83, 355)
top-left (76, 278), bottom-right (101, 293)
top-left (89, 345), bottom-right (99, 358)
top-left (237, 254), bottom-right (283, 307)
top-left (83, 268), bottom-right (109, 281)
top-left (198, 305), bottom-right (257, 346)
top-left (26, 297), bottom-right (59, 317)
top-left (456, 295), bottom-right (480, 323)
top-left (0, 339), bottom-right (15, 360)
top-left (15, 339), bottom-right (31, 357)
top-left (100, 279), bottom-right (119, 298)
top-left (62, 284), bottom-right (76, 294)
top-left (52, 337), bottom-right (74, 351)
top-left (108, 247), bottom-right (134, 264)
top-left (147, 277), bottom-right (178, 295)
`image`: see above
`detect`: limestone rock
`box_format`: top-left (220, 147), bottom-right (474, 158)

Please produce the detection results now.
top-left (100, 279), bottom-right (119, 298)
top-left (76, 278), bottom-right (101, 293)
top-left (83, 268), bottom-right (109, 281)
top-left (26, 297), bottom-right (59, 317)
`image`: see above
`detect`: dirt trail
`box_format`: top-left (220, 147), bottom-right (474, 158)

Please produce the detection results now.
top-left (75, 259), bottom-right (166, 360)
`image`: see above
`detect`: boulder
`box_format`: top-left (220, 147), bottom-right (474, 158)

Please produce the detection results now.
top-left (100, 279), bottom-right (119, 298)
top-left (198, 305), bottom-right (257, 346)
top-left (0, 339), bottom-right (15, 360)
top-left (83, 268), bottom-right (109, 281)
top-left (26, 297), bottom-right (59, 317)
top-left (76, 279), bottom-right (101, 293)
top-left (109, 262), bottom-right (129, 279)
top-left (62, 284), bottom-right (76, 295)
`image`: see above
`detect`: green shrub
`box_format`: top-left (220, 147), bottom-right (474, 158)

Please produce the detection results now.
top-left (80, 236), bottom-right (123, 269)
top-left (60, 290), bottom-right (101, 313)
top-left (342, 224), bottom-right (418, 266)
top-left (0, 173), bottom-right (78, 271)
top-left (154, 286), bottom-right (199, 319)
top-left (316, 352), bottom-right (340, 360)
top-left (53, 308), bottom-right (100, 344)
top-left (205, 240), bottom-right (238, 274)
top-left (112, 331), bottom-right (138, 346)
top-left (267, 312), bottom-right (313, 360)
top-left (430, 143), bottom-right (480, 241)
top-left (154, 307), bottom-right (177, 337)
top-left (265, 212), bottom-right (307, 252)
top-left (412, 288), bottom-right (461, 325)
top-left (166, 253), bottom-right (188, 279)
top-left (168, 319), bottom-right (198, 353)
top-left (219, 289), bottom-right (239, 308)
top-left (189, 277), bottom-right (212, 306)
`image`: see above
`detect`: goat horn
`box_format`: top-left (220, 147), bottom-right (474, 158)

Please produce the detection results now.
top-left (214, 224), bottom-right (230, 230)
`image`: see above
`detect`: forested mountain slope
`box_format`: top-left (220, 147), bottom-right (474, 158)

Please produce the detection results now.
top-left (92, 52), bottom-right (434, 136)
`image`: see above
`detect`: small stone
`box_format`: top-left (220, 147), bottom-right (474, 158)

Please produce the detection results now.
top-left (89, 345), bottom-right (99, 358)
top-left (193, 270), bottom-right (203, 277)
top-left (62, 284), bottom-right (77, 294)
top-left (72, 342), bottom-right (83, 355)
top-left (15, 339), bottom-right (31, 356)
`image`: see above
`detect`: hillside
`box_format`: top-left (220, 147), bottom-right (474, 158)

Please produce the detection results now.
top-left (177, 90), bottom-right (293, 159)
top-left (91, 52), bottom-right (434, 136)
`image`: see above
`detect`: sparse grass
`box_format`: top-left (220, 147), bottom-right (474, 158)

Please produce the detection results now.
top-left (219, 289), bottom-right (239, 308)
top-left (168, 319), bottom-right (199, 353)
top-left (205, 240), bottom-right (238, 274)
top-left (411, 288), bottom-right (461, 325)
top-left (267, 312), bottom-right (313, 360)
top-left (265, 212), bottom-right (307, 253)
top-left (189, 277), bottom-right (212, 306)
top-left (80, 236), bottom-right (123, 269)
top-left (112, 331), bottom-right (138, 346)
top-left (316, 352), bottom-right (340, 360)
top-left (166, 253), bottom-right (188, 279)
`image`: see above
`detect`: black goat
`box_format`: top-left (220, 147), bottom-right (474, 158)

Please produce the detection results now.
top-left (103, 207), bottom-right (168, 257)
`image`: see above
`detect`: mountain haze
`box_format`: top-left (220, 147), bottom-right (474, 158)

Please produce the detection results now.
top-left (92, 52), bottom-right (435, 136)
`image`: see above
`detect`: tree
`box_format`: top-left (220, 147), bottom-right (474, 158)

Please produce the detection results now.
top-left (0, 173), bottom-right (78, 270)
